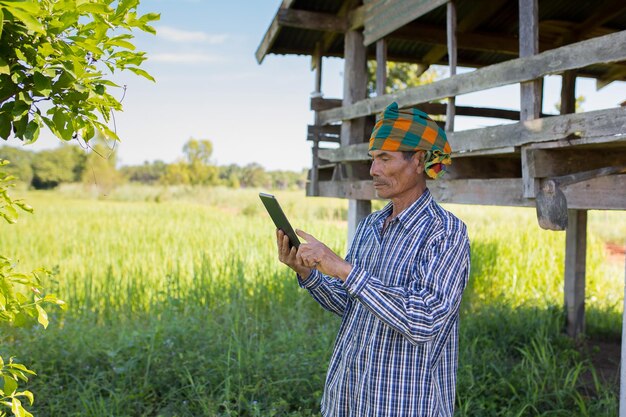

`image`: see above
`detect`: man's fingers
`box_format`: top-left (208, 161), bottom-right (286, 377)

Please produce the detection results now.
top-left (296, 229), bottom-right (317, 242)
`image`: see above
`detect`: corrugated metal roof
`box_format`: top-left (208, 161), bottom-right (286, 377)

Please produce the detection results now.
top-left (257, 0), bottom-right (626, 82)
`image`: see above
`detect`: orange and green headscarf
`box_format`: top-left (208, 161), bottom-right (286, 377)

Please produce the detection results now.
top-left (369, 102), bottom-right (452, 179)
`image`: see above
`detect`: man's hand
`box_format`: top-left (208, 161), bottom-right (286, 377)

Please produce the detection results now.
top-left (276, 229), bottom-right (312, 277)
top-left (296, 229), bottom-right (352, 281)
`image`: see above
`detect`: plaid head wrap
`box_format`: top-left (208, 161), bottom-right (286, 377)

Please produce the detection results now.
top-left (369, 102), bottom-right (452, 179)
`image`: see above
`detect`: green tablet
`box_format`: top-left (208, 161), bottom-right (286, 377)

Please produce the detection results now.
top-left (259, 192), bottom-right (300, 248)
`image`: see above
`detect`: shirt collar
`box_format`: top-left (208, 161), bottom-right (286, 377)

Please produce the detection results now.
top-left (370, 188), bottom-right (433, 234)
top-left (396, 188), bottom-right (432, 231)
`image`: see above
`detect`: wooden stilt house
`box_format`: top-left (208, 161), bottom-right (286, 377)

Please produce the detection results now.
top-left (256, 0), bottom-right (625, 383)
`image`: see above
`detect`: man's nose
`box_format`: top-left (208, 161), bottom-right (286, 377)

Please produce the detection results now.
top-left (369, 159), bottom-right (379, 177)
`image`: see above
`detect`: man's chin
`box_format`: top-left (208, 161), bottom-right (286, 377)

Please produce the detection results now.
top-left (373, 187), bottom-right (390, 199)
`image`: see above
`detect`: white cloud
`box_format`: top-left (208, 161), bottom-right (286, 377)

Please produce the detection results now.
top-left (156, 26), bottom-right (227, 44)
top-left (151, 53), bottom-right (223, 64)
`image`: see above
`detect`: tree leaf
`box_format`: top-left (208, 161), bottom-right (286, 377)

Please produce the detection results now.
top-left (23, 120), bottom-right (39, 142)
top-left (0, 8), bottom-right (4, 40)
top-left (3, 375), bottom-right (17, 395)
top-left (77, 3), bottom-right (112, 14)
top-left (106, 38), bottom-right (135, 50)
top-left (126, 66), bottom-right (155, 82)
top-left (4, 5), bottom-right (44, 33)
top-left (0, 0), bottom-right (42, 14)
top-left (52, 109), bottom-right (73, 140)
top-left (35, 304), bottom-right (48, 328)
top-left (33, 72), bottom-right (51, 96)
top-left (16, 390), bottom-right (34, 406)
top-left (0, 112), bottom-right (11, 139)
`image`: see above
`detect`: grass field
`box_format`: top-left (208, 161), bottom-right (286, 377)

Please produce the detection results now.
top-left (1, 185), bottom-right (625, 416)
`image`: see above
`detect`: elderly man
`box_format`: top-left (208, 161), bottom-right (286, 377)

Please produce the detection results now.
top-left (277, 102), bottom-right (470, 417)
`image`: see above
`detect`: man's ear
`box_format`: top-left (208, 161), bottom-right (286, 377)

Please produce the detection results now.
top-left (413, 151), bottom-right (426, 174)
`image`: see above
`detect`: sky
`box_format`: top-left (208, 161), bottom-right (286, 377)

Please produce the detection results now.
top-left (7, 0), bottom-right (626, 171)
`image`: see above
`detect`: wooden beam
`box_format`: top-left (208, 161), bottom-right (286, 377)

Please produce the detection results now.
top-left (391, 24), bottom-right (532, 56)
top-left (317, 30), bottom-right (626, 125)
top-left (452, 107), bottom-right (626, 152)
top-left (314, 175), bottom-right (626, 209)
top-left (307, 125), bottom-right (341, 143)
top-left (277, 9), bottom-right (348, 33)
top-left (316, 178), bottom-right (533, 205)
top-left (526, 149), bottom-right (626, 178)
top-left (316, 0), bottom-right (360, 66)
top-left (255, 0), bottom-right (297, 64)
top-left (348, 5), bottom-right (365, 31)
top-left (572, 0), bottom-right (626, 40)
top-left (596, 65), bottom-right (626, 89)
top-left (363, 0), bottom-right (448, 45)
top-left (564, 209), bottom-right (587, 338)
top-left (319, 107), bottom-right (626, 161)
top-left (310, 97), bottom-right (342, 111)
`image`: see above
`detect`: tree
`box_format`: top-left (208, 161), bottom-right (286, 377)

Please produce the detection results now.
top-left (0, 146), bottom-right (33, 185)
top-left (159, 138), bottom-right (219, 186)
top-left (0, 1), bottom-right (158, 415)
top-left (121, 160), bottom-right (167, 184)
top-left (239, 163), bottom-right (269, 188)
top-left (183, 138), bottom-right (218, 185)
top-left (31, 145), bottom-right (86, 189)
top-left (0, 0), bottom-right (159, 144)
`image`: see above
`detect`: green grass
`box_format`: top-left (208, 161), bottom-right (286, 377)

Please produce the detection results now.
top-left (1, 186), bottom-right (624, 416)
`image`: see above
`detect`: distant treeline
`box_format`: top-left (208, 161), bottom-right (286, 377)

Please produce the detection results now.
top-left (0, 139), bottom-right (307, 191)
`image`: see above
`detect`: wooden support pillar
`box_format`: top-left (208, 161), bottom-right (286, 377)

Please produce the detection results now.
top-left (619, 252), bottom-right (626, 417)
top-left (342, 29), bottom-right (370, 246)
top-left (376, 39), bottom-right (387, 97)
top-left (560, 69), bottom-right (585, 337)
top-left (445, 1), bottom-right (457, 132)
top-left (564, 209), bottom-right (587, 338)
top-left (313, 43), bottom-right (323, 96)
top-left (519, 0), bottom-right (541, 121)
top-left (310, 45), bottom-right (323, 196)
top-left (561, 70), bottom-right (576, 115)
top-left (519, 0), bottom-right (542, 199)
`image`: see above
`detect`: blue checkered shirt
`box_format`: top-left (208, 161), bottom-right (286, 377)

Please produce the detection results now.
top-left (298, 189), bottom-right (470, 417)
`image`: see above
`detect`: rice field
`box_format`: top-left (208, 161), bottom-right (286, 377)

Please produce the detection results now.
top-left (1, 185), bottom-right (625, 416)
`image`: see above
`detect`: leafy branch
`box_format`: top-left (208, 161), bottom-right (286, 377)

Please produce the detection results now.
top-left (0, 0), bottom-right (159, 144)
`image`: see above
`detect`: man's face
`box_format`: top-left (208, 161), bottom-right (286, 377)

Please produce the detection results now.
top-left (369, 150), bottom-right (424, 199)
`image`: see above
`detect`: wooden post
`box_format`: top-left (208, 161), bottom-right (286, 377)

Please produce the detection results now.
top-left (560, 68), bottom-right (586, 337)
top-left (313, 43), bottom-right (323, 96)
top-left (445, 1), bottom-right (457, 132)
top-left (619, 250), bottom-right (626, 417)
top-left (376, 39), bottom-right (387, 97)
top-left (342, 29), bottom-right (370, 246)
top-left (311, 45), bottom-right (323, 196)
top-left (311, 138), bottom-right (320, 196)
top-left (519, 0), bottom-right (542, 200)
top-left (564, 209), bottom-right (587, 338)
top-left (518, 0), bottom-right (541, 121)
top-left (561, 70), bottom-right (576, 115)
